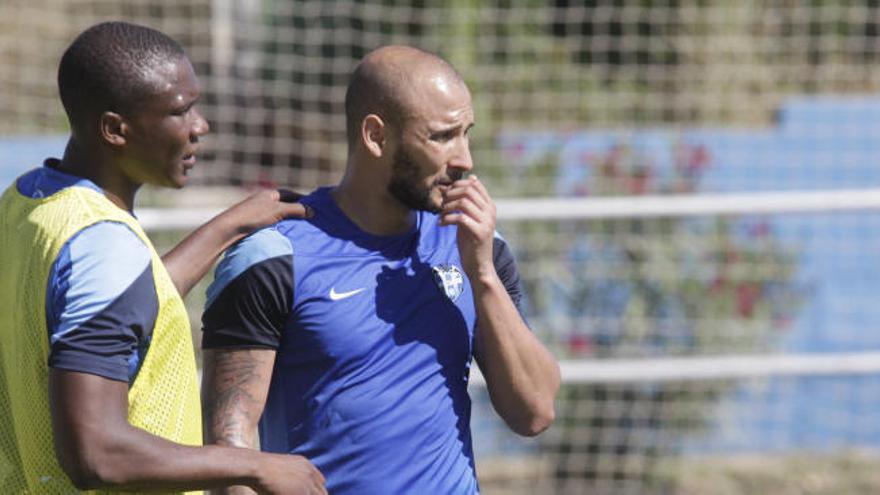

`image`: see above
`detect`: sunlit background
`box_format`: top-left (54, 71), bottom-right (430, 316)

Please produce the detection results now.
top-left (4, 2), bottom-right (880, 493)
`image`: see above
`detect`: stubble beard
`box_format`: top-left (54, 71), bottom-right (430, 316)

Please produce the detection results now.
top-left (387, 145), bottom-right (461, 214)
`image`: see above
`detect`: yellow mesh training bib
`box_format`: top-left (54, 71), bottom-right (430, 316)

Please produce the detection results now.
top-left (0, 180), bottom-right (201, 494)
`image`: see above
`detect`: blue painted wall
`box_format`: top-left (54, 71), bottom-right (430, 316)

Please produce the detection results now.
top-left (498, 98), bottom-right (880, 452)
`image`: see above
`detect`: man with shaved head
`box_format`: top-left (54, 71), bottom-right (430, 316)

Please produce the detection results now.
top-left (201, 45), bottom-right (560, 494)
top-left (0, 22), bottom-right (326, 494)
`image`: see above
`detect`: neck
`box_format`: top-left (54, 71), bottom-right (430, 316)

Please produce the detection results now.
top-left (58, 137), bottom-right (139, 211)
top-left (332, 164), bottom-right (415, 236)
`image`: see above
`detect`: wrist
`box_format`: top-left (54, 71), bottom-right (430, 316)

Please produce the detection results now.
top-left (237, 449), bottom-right (263, 490)
top-left (213, 207), bottom-right (247, 236)
top-left (206, 210), bottom-right (250, 248)
top-left (466, 264), bottom-right (501, 290)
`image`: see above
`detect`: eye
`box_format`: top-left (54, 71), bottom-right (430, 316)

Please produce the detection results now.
top-left (430, 129), bottom-right (457, 142)
top-left (172, 100), bottom-right (197, 117)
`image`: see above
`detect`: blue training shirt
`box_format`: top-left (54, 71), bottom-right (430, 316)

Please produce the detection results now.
top-left (202, 187), bottom-right (526, 495)
top-left (17, 162), bottom-right (157, 383)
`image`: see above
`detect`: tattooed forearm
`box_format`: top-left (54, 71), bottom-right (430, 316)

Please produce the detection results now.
top-left (201, 349), bottom-right (277, 449)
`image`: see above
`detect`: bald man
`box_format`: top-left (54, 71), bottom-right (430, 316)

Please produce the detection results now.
top-left (201, 46), bottom-right (560, 494)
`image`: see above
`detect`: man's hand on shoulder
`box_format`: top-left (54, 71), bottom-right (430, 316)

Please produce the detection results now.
top-left (225, 188), bottom-right (314, 235)
top-left (162, 188), bottom-right (312, 297)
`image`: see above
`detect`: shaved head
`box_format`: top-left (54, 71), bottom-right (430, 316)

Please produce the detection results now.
top-left (344, 45), bottom-right (466, 147)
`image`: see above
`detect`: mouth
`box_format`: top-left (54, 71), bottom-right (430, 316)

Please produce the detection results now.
top-left (181, 151), bottom-right (198, 171)
top-left (436, 177), bottom-right (457, 188)
top-left (436, 183), bottom-right (452, 199)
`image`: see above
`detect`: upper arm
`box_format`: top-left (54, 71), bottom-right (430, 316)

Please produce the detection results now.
top-left (48, 369), bottom-right (130, 484)
top-left (201, 229), bottom-right (294, 349)
top-left (201, 229), bottom-right (294, 446)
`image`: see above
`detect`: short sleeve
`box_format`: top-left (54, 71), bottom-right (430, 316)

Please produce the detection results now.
top-left (46, 221), bottom-right (157, 382)
top-left (493, 235), bottom-right (527, 321)
top-left (202, 228), bottom-right (294, 349)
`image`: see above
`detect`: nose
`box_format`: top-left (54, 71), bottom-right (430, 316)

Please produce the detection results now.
top-left (190, 107), bottom-right (210, 139)
top-left (449, 137), bottom-right (473, 173)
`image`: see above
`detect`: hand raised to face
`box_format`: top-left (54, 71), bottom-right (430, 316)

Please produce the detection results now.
top-left (439, 175), bottom-right (497, 278)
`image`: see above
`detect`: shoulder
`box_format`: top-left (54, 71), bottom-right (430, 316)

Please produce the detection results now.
top-left (226, 227), bottom-right (294, 261)
top-left (47, 221), bottom-right (157, 381)
top-left (58, 221), bottom-right (151, 285)
top-left (16, 163), bottom-right (103, 199)
top-left (207, 228), bottom-right (294, 306)
top-left (50, 221), bottom-right (153, 323)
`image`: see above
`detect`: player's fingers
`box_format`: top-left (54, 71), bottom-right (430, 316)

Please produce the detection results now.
top-left (447, 212), bottom-right (494, 242)
top-left (312, 464), bottom-right (326, 484)
top-left (445, 177), bottom-right (476, 193)
top-left (442, 197), bottom-right (484, 222)
top-left (242, 188), bottom-right (277, 203)
top-left (469, 176), bottom-right (496, 219)
top-left (460, 174), bottom-right (489, 198)
top-left (439, 211), bottom-right (465, 227)
top-left (296, 456), bottom-right (326, 484)
top-left (277, 188), bottom-right (304, 203)
top-left (440, 212), bottom-right (488, 238)
top-left (443, 182), bottom-right (488, 211)
top-left (317, 478), bottom-right (329, 495)
top-left (444, 187), bottom-right (495, 226)
top-left (307, 470), bottom-right (328, 495)
top-left (467, 175), bottom-right (493, 204)
top-left (446, 175), bottom-right (491, 210)
top-left (280, 202), bottom-right (314, 219)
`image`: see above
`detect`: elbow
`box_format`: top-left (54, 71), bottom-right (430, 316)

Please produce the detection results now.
top-left (66, 473), bottom-right (104, 492)
top-left (58, 456), bottom-right (105, 491)
top-left (515, 370), bottom-right (561, 437)
top-left (56, 442), bottom-right (123, 490)
top-left (526, 406), bottom-right (557, 437)
top-left (511, 402), bottom-right (556, 437)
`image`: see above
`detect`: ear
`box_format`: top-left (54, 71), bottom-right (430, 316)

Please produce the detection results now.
top-left (361, 114), bottom-right (388, 158)
top-left (99, 111), bottom-right (127, 147)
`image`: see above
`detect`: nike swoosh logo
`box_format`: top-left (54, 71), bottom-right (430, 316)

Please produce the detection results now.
top-left (329, 287), bottom-right (366, 301)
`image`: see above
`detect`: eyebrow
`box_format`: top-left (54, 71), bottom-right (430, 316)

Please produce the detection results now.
top-left (173, 94), bottom-right (200, 112)
top-left (431, 122), bottom-right (474, 134)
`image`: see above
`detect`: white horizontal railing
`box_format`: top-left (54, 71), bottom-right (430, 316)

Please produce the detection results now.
top-left (137, 188), bottom-right (880, 230)
top-left (493, 188), bottom-right (880, 220)
top-left (467, 352), bottom-right (880, 386)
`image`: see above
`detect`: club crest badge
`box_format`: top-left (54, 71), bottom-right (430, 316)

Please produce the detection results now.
top-left (432, 264), bottom-right (464, 302)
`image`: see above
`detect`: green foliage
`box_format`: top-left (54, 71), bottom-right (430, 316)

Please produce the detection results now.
top-left (501, 136), bottom-right (807, 488)
top-left (508, 139), bottom-right (805, 358)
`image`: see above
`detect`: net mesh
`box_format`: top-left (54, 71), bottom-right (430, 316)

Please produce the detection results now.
top-left (5, 2), bottom-right (880, 494)
top-left (472, 374), bottom-right (880, 495)
top-left (464, 207), bottom-right (880, 494)
top-left (4, 1), bottom-right (880, 189)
